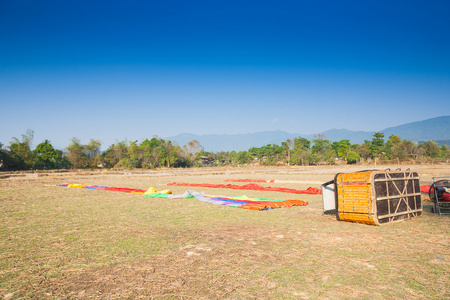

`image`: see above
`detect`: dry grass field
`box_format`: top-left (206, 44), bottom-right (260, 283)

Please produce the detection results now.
top-left (1, 165), bottom-right (449, 299)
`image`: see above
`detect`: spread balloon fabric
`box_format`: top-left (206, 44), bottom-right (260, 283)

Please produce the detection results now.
top-left (57, 183), bottom-right (308, 210)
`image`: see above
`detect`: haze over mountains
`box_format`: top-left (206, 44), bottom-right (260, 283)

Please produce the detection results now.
top-left (166, 116), bottom-right (450, 152)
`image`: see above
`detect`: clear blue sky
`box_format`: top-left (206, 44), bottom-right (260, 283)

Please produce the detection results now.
top-left (1, 0), bottom-right (449, 149)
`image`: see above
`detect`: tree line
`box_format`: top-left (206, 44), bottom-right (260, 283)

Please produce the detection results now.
top-left (0, 130), bottom-right (449, 171)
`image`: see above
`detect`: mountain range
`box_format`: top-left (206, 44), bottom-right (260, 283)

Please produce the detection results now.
top-left (165, 116), bottom-right (450, 153)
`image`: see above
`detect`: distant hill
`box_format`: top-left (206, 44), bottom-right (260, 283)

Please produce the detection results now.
top-left (320, 129), bottom-right (375, 144)
top-left (381, 116), bottom-right (450, 142)
top-left (165, 116), bottom-right (450, 152)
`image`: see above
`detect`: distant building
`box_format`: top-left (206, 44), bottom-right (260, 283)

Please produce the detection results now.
top-left (199, 156), bottom-right (212, 166)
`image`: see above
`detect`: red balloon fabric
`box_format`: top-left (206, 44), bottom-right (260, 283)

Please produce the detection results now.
top-left (420, 185), bottom-right (431, 193)
top-left (167, 182), bottom-right (321, 195)
top-left (225, 179), bottom-right (276, 183)
top-left (103, 187), bottom-right (147, 193)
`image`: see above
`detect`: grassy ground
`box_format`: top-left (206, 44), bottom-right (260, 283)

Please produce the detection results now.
top-left (0, 165), bottom-right (449, 299)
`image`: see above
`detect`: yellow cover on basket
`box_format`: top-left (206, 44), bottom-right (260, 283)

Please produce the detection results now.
top-left (336, 171), bottom-right (376, 225)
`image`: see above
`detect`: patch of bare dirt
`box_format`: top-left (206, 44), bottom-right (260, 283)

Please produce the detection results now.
top-left (37, 225), bottom-right (287, 299)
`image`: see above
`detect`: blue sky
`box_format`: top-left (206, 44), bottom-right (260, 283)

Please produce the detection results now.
top-left (1, 0), bottom-right (449, 149)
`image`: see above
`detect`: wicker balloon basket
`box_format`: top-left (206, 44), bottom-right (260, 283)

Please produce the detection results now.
top-left (332, 169), bottom-right (422, 225)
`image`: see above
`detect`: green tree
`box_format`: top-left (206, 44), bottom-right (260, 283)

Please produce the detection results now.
top-left (103, 140), bottom-right (129, 168)
top-left (140, 138), bottom-right (156, 168)
top-left (8, 129), bottom-right (35, 170)
top-left (0, 142), bottom-right (14, 170)
top-left (291, 137), bottom-right (311, 165)
top-left (311, 138), bottom-right (334, 164)
top-left (440, 145), bottom-right (450, 159)
top-left (66, 137), bottom-right (87, 168)
top-left (346, 151), bottom-right (360, 164)
top-left (228, 151), bottom-right (238, 165)
top-left (371, 132), bottom-right (385, 157)
top-left (323, 147), bottom-right (337, 164)
top-left (236, 151), bottom-right (251, 165)
top-left (159, 140), bottom-right (181, 168)
top-left (294, 137), bottom-right (311, 150)
top-left (172, 144), bottom-right (190, 168)
top-left (106, 137), bottom-right (190, 169)
top-left (141, 137), bottom-right (161, 150)
top-left (139, 137), bottom-right (162, 167)
top-left (419, 141), bottom-right (440, 158)
top-left (400, 140), bottom-right (418, 159)
top-left (355, 142), bottom-right (371, 159)
top-left (33, 140), bottom-right (68, 169)
top-left (84, 139), bottom-right (102, 168)
top-left (385, 135), bottom-right (403, 161)
top-left (119, 140), bottom-right (140, 168)
top-left (332, 140), bottom-right (351, 158)
top-left (258, 144), bottom-right (284, 165)
top-left (311, 139), bottom-right (330, 156)
top-left (248, 147), bottom-right (260, 161)
top-left (150, 146), bottom-right (162, 168)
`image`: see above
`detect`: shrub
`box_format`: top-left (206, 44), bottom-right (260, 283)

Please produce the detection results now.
top-left (346, 151), bottom-right (360, 164)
